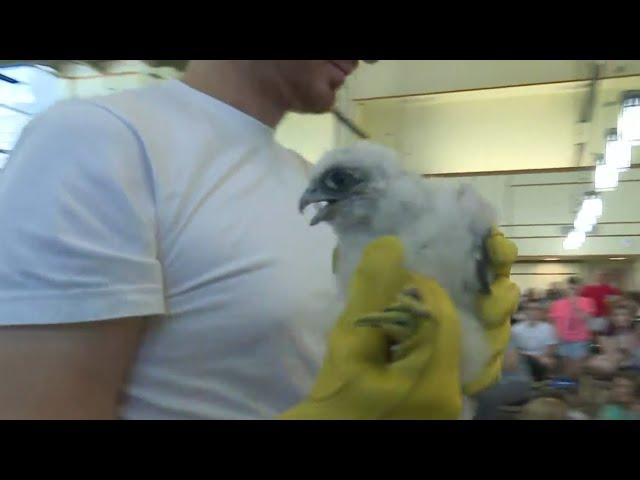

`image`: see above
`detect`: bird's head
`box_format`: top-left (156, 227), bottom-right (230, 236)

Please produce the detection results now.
top-left (299, 141), bottom-right (403, 230)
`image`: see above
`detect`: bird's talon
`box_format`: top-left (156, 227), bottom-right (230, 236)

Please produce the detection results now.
top-left (385, 303), bottom-right (430, 319)
top-left (401, 286), bottom-right (423, 302)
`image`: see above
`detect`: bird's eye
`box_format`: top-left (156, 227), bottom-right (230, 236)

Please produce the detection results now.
top-left (323, 169), bottom-right (357, 191)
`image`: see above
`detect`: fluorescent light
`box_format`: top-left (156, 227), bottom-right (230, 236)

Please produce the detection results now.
top-left (563, 230), bottom-right (585, 250)
top-left (570, 230), bottom-right (585, 243)
top-left (594, 157), bottom-right (619, 191)
top-left (581, 192), bottom-right (603, 218)
top-left (574, 192), bottom-right (601, 233)
top-left (544, 258), bottom-right (560, 261)
top-left (574, 213), bottom-right (596, 233)
top-left (609, 257), bottom-right (627, 261)
top-left (618, 91), bottom-right (640, 146)
top-left (604, 128), bottom-right (631, 171)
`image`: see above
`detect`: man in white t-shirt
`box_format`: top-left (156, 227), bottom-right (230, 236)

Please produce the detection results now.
top-left (0, 60), bottom-right (364, 419)
top-left (511, 300), bottom-right (558, 381)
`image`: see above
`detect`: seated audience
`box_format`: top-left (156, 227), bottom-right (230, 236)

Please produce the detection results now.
top-left (580, 271), bottom-right (622, 336)
top-left (511, 300), bottom-right (557, 381)
top-left (586, 303), bottom-right (636, 378)
top-left (518, 397), bottom-right (568, 420)
top-left (597, 369), bottom-right (640, 420)
top-left (474, 337), bottom-right (533, 420)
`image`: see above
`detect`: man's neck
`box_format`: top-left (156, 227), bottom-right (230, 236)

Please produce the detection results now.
top-left (181, 61), bottom-right (288, 129)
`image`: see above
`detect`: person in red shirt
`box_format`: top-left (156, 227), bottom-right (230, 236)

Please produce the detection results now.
top-left (581, 271), bottom-right (622, 335)
top-left (549, 277), bottom-right (596, 379)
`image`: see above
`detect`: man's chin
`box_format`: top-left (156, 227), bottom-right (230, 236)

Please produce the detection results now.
top-left (294, 89), bottom-right (338, 114)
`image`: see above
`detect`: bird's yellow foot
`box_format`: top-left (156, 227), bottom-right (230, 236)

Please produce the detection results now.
top-left (355, 286), bottom-right (431, 361)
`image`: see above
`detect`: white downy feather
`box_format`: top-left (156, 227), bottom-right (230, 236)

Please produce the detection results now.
top-left (307, 141), bottom-right (497, 387)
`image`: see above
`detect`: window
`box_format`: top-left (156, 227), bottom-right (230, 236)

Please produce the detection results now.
top-left (0, 65), bottom-right (62, 169)
top-left (0, 106), bottom-right (31, 169)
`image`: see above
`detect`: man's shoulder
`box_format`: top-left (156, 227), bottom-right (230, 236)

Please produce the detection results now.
top-left (32, 97), bottom-right (117, 124)
top-left (41, 81), bottom-right (170, 117)
top-left (282, 146), bottom-right (312, 166)
top-left (86, 82), bottom-right (180, 123)
top-left (92, 81), bottom-right (172, 104)
top-left (18, 97), bottom-right (140, 151)
top-left (7, 97), bottom-right (151, 188)
top-left (278, 145), bottom-right (315, 178)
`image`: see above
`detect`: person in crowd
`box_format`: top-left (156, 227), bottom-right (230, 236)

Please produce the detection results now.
top-left (545, 282), bottom-right (564, 303)
top-left (518, 397), bottom-right (568, 420)
top-left (548, 277), bottom-right (595, 380)
top-left (473, 337), bottom-right (533, 420)
top-left (627, 314), bottom-right (640, 372)
top-left (511, 300), bottom-right (557, 381)
top-left (581, 271), bottom-right (622, 337)
top-left (586, 303), bottom-right (636, 378)
top-left (597, 369), bottom-right (640, 420)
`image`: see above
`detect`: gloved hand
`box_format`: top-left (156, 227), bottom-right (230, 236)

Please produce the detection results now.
top-left (279, 229), bottom-right (519, 419)
top-left (463, 227), bottom-right (520, 396)
top-left (279, 236), bottom-right (464, 419)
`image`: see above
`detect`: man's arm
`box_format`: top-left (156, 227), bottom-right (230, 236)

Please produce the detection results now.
top-left (0, 317), bottom-right (146, 419)
top-left (0, 102), bottom-right (165, 419)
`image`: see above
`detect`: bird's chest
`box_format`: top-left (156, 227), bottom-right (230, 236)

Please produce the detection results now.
top-left (335, 230), bottom-right (441, 296)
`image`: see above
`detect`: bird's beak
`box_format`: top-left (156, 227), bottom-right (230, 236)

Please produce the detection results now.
top-left (299, 187), bottom-right (343, 226)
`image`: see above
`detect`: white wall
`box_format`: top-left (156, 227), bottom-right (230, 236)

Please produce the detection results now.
top-left (355, 76), bottom-right (640, 174)
top-left (275, 112), bottom-right (336, 163)
top-left (582, 259), bottom-right (637, 291)
top-left (275, 86), bottom-right (360, 160)
top-left (632, 260), bottom-right (640, 291)
top-left (429, 166), bottom-right (640, 258)
top-left (511, 262), bottom-right (585, 292)
top-left (348, 60), bottom-right (640, 100)
top-left (511, 259), bottom-right (640, 293)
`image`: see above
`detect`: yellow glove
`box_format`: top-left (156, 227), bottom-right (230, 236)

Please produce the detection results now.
top-left (463, 227), bottom-right (520, 396)
top-left (279, 236), bottom-right (463, 420)
top-left (279, 228), bottom-right (519, 419)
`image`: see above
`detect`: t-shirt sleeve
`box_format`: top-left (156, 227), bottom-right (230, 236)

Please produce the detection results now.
top-left (0, 100), bottom-right (165, 326)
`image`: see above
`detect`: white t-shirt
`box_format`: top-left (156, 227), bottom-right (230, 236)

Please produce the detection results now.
top-left (0, 80), bottom-right (340, 419)
top-left (511, 321), bottom-right (558, 356)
